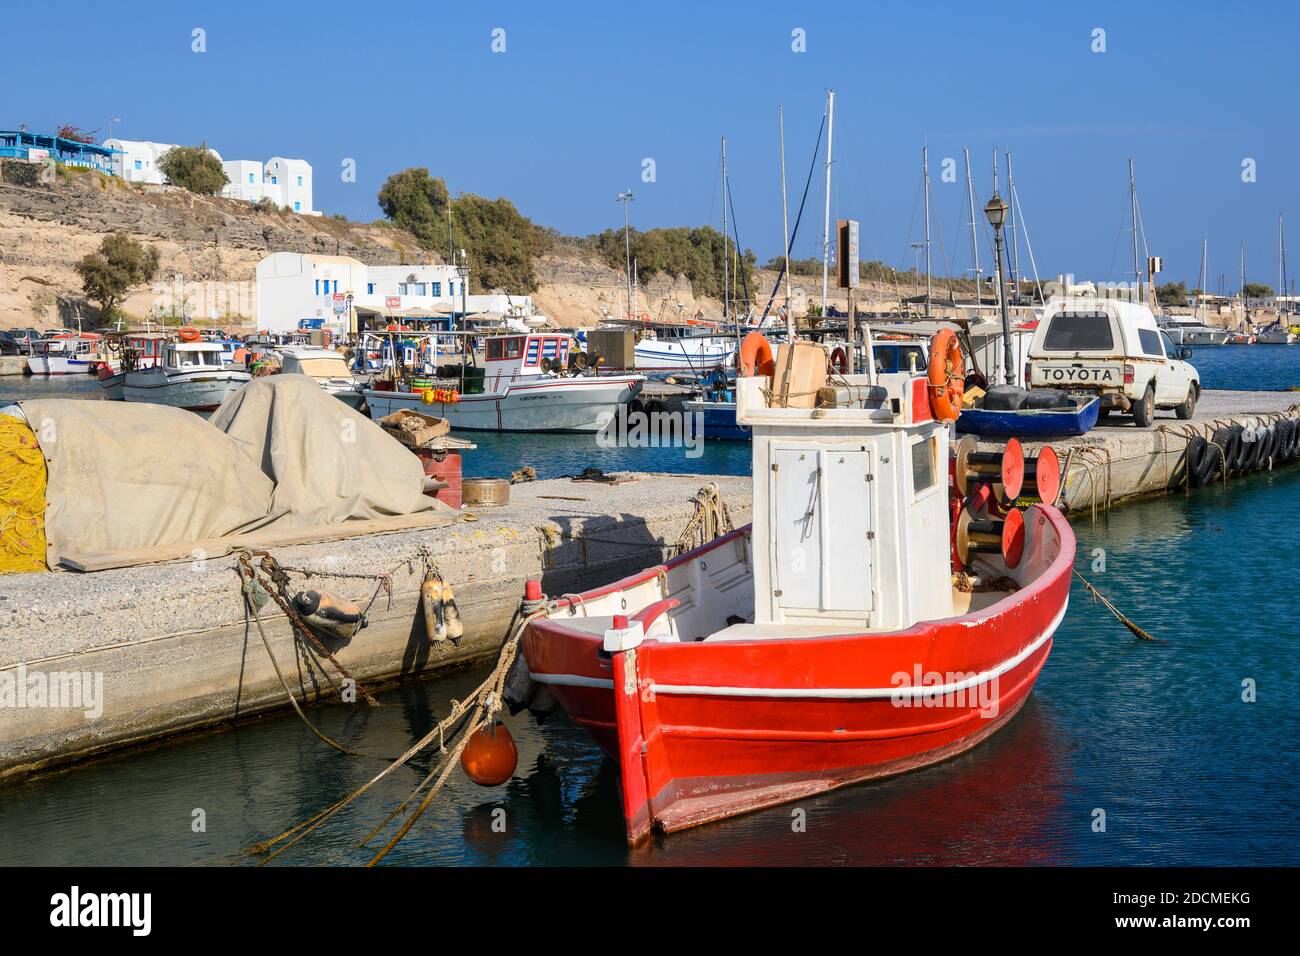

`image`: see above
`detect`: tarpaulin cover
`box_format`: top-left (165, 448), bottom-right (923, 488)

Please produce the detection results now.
top-left (209, 375), bottom-right (436, 527)
top-left (18, 375), bottom-right (439, 569)
top-left (16, 399), bottom-right (274, 569)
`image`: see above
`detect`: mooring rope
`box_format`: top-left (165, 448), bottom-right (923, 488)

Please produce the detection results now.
top-left (1073, 569), bottom-right (1159, 642)
top-left (676, 482), bottom-right (735, 555)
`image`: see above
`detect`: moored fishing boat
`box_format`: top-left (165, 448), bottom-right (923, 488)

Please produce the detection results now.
top-left (122, 340), bottom-right (251, 412)
top-left (519, 338), bottom-right (1075, 843)
top-left (364, 331), bottom-right (643, 432)
top-left (96, 332), bottom-right (168, 400)
top-left (25, 333), bottom-right (104, 375)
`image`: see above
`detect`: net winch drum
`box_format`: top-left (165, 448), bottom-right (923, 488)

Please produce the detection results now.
top-left (954, 434), bottom-right (1024, 504)
top-left (1022, 445), bottom-right (1062, 507)
top-left (955, 507), bottom-right (1025, 570)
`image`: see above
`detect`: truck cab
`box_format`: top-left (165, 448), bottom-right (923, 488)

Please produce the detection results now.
top-left (1027, 298), bottom-right (1199, 427)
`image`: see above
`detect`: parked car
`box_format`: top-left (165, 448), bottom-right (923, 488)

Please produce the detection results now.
top-left (0, 330), bottom-right (19, 355)
top-left (8, 329), bottom-right (42, 355)
top-left (1027, 298), bottom-right (1199, 427)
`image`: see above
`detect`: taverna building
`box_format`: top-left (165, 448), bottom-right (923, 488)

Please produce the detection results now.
top-left (255, 252), bottom-right (533, 333)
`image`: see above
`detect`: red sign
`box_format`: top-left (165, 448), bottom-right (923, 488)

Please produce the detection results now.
top-left (332, 292), bottom-right (345, 302)
top-left (386, 296), bottom-right (401, 309)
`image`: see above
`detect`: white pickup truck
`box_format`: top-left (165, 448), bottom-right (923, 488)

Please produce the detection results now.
top-left (1026, 298), bottom-right (1200, 427)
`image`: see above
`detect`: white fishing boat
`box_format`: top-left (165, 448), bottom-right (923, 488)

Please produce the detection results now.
top-left (364, 331), bottom-right (643, 432)
top-left (97, 332), bottom-right (168, 400)
top-left (25, 333), bottom-right (104, 375)
top-left (122, 341), bottom-right (251, 412)
top-left (1159, 317), bottom-right (1230, 346)
top-left (273, 346), bottom-right (367, 408)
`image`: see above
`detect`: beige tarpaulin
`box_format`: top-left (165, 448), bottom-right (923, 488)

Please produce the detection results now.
top-left (210, 375), bottom-right (436, 527)
top-left (18, 376), bottom-right (443, 570)
top-left (17, 400), bottom-right (275, 569)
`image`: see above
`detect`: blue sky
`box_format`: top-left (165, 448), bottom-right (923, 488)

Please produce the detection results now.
top-left (7, 0), bottom-right (1299, 289)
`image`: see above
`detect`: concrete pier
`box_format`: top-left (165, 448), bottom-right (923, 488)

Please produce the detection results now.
top-left (0, 474), bottom-right (751, 780)
top-left (975, 389), bottom-right (1300, 514)
top-left (0, 356), bottom-right (28, 376)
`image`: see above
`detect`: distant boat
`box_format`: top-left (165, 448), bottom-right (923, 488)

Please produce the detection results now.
top-left (1159, 317), bottom-right (1230, 346)
top-left (272, 346), bottom-right (366, 408)
top-left (122, 340), bottom-right (250, 412)
top-left (364, 331), bottom-right (643, 432)
top-left (26, 333), bottom-right (105, 375)
top-left (1255, 321), bottom-right (1297, 345)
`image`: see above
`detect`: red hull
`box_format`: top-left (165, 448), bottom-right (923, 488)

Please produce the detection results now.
top-left (523, 505), bottom-right (1074, 844)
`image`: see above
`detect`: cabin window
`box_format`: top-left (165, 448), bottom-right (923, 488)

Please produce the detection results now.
top-left (911, 437), bottom-right (936, 495)
top-left (1138, 328), bottom-right (1165, 357)
top-left (1042, 311), bottom-right (1114, 351)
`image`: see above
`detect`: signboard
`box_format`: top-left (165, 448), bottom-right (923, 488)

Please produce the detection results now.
top-left (332, 292), bottom-right (345, 303)
top-left (385, 296), bottom-right (402, 309)
top-left (837, 219), bottom-right (860, 289)
top-left (1148, 255), bottom-right (1162, 276)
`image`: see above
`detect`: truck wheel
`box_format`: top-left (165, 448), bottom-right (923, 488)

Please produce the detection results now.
top-left (1132, 386), bottom-right (1156, 428)
top-left (1175, 384), bottom-right (1198, 421)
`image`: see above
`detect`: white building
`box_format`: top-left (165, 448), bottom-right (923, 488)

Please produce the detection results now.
top-left (104, 139), bottom-right (222, 184)
top-left (264, 158), bottom-right (313, 214)
top-left (101, 137), bottom-right (316, 213)
top-left (255, 252), bottom-right (532, 333)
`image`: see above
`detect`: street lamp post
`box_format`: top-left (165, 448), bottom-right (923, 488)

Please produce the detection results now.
top-left (984, 192), bottom-right (1015, 386)
top-left (616, 190), bottom-right (634, 320)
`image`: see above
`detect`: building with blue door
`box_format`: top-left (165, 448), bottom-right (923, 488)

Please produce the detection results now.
top-left (0, 130), bottom-right (122, 174)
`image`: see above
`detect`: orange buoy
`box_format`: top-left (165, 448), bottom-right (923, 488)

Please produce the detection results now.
top-left (177, 326), bottom-right (201, 343)
top-left (460, 721), bottom-right (518, 786)
top-left (739, 332), bottom-right (775, 378)
top-left (829, 345), bottom-right (848, 374)
top-left (927, 329), bottom-right (965, 422)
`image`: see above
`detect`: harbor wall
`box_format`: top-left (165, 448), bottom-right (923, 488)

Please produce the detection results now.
top-left (0, 474), bottom-right (751, 781)
top-left (0, 356), bottom-right (26, 376)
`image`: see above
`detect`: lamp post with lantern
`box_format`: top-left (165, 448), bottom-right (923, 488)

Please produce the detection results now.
top-left (984, 192), bottom-right (1015, 386)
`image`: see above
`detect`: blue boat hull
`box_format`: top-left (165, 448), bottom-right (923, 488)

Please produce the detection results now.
top-left (685, 399), bottom-right (752, 441)
top-left (957, 397), bottom-right (1101, 437)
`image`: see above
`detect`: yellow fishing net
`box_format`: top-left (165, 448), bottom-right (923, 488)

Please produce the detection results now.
top-left (0, 415), bottom-right (48, 573)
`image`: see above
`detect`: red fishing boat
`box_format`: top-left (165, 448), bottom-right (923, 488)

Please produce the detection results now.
top-left (518, 341), bottom-right (1075, 844)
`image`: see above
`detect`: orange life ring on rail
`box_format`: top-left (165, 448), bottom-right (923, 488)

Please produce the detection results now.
top-left (927, 329), bottom-right (965, 422)
top-left (177, 327), bottom-right (201, 343)
top-left (829, 346), bottom-right (848, 374)
top-left (739, 332), bottom-right (775, 377)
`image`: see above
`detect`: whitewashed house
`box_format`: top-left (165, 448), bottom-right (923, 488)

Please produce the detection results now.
top-left (255, 252), bottom-right (532, 333)
top-left (104, 139), bottom-right (222, 184)
top-left (264, 158), bottom-right (313, 214)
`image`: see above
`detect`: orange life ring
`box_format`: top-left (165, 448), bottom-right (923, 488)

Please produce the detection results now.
top-left (177, 326), bottom-right (201, 343)
top-left (829, 346), bottom-right (848, 374)
top-left (927, 329), bottom-right (965, 422)
top-left (739, 332), bottom-right (775, 378)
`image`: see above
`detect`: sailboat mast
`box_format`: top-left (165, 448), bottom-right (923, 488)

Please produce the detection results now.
top-left (1129, 158), bottom-right (1141, 304)
top-left (820, 90), bottom-right (835, 316)
top-left (779, 106), bottom-right (792, 336)
top-left (963, 147), bottom-right (980, 302)
top-left (1279, 212), bottom-right (1287, 319)
top-left (923, 144), bottom-right (932, 316)
top-left (722, 137), bottom-right (729, 325)
top-left (1198, 237), bottom-right (1208, 321)
top-left (1007, 151), bottom-right (1020, 296)
top-left (1241, 240), bottom-right (1248, 328)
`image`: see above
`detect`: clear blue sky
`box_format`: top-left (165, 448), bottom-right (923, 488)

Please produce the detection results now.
top-left (8, 0), bottom-right (1299, 290)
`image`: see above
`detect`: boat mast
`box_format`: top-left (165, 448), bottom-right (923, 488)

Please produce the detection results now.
top-left (779, 105), bottom-right (793, 338)
top-left (1241, 240), bottom-right (1248, 328)
top-left (922, 144), bottom-right (932, 317)
top-left (1129, 158), bottom-right (1141, 304)
top-left (1198, 237), bottom-right (1208, 322)
top-left (820, 90), bottom-right (835, 317)
top-left (1279, 212), bottom-right (1287, 320)
top-left (963, 147), bottom-right (981, 305)
top-left (722, 137), bottom-right (729, 330)
top-left (1007, 151), bottom-right (1020, 299)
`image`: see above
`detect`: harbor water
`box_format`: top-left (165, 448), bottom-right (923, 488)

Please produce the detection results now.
top-left (2, 348), bottom-right (1298, 865)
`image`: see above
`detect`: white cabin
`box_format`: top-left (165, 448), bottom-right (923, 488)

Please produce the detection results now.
top-left (736, 368), bottom-right (952, 632)
top-left (483, 333), bottom-right (573, 388)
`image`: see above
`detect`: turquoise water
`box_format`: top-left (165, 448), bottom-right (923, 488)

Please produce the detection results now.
top-left (2, 447), bottom-right (1297, 865)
